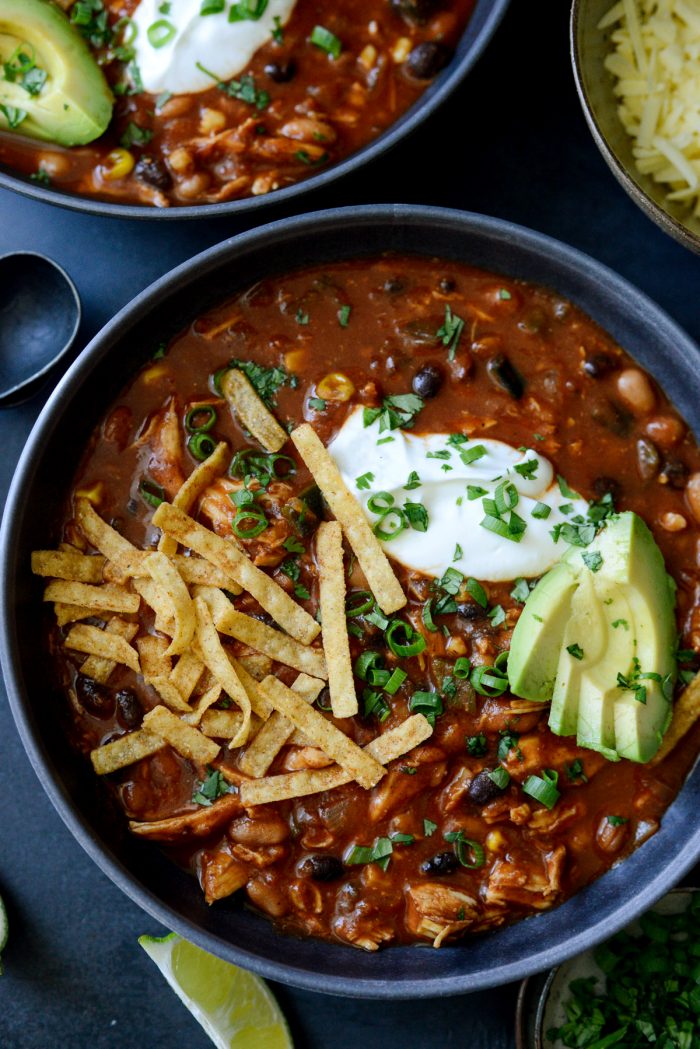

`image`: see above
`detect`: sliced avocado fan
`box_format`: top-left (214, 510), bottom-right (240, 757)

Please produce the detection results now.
top-left (508, 511), bottom-right (677, 763)
top-left (0, 0), bottom-right (113, 146)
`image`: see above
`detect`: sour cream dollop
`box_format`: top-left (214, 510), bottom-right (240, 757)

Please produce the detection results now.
top-left (328, 408), bottom-right (589, 582)
top-left (131, 0), bottom-right (297, 95)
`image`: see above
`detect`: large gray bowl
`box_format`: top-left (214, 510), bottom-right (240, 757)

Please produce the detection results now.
top-left (0, 0), bottom-right (509, 221)
top-left (3, 205), bottom-right (700, 998)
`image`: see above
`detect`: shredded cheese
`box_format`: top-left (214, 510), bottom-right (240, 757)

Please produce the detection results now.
top-left (600, 0), bottom-right (700, 215)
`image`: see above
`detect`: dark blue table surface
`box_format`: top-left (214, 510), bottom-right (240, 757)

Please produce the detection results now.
top-left (2, 3), bottom-right (700, 1047)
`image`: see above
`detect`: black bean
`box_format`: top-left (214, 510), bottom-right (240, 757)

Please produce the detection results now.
top-left (486, 354), bottom-right (524, 399)
top-left (583, 352), bottom-right (615, 378)
top-left (300, 855), bottom-right (345, 881)
top-left (127, 498), bottom-right (139, 516)
top-left (468, 769), bottom-right (507, 806)
top-left (412, 364), bottom-right (444, 399)
top-left (264, 60), bottom-right (296, 83)
top-left (116, 688), bottom-right (142, 729)
top-left (383, 277), bottom-right (405, 294)
top-left (406, 41), bottom-right (452, 79)
top-left (457, 602), bottom-right (486, 621)
top-left (438, 277), bottom-right (456, 293)
top-left (134, 155), bottom-right (172, 191)
top-left (75, 675), bottom-right (114, 718)
top-left (390, 0), bottom-right (443, 23)
top-left (637, 437), bottom-right (660, 481)
top-left (421, 851), bottom-right (458, 876)
top-left (661, 457), bottom-right (689, 489)
top-left (593, 476), bottom-right (621, 501)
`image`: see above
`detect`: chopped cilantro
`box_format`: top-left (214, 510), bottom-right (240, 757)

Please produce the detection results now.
top-left (567, 643), bottom-right (584, 660)
top-left (363, 393), bottom-right (424, 433)
top-left (435, 304), bottom-right (465, 361)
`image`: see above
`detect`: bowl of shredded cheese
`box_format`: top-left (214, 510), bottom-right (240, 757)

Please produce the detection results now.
top-left (571, 0), bottom-right (700, 253)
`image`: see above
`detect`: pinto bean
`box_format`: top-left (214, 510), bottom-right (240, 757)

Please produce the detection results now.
top-left (228, 814), bottom-right (289, 846)
top-left (686, 473), bottom-right (700, 524)
top-left (645, 415), bottom-right (685, 450)
top-left (659, 511), bottom-right (687, 532)
top-left (616, 368), bottom-right (655, 414)
top-left (596, 815), bottom-right (629, 854)
top-left (246, 874), bottom-right (288, 917)
top-left (177, 173), bottom-right (211, 200)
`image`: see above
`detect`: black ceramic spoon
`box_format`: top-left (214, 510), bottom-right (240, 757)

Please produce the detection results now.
top-left (0, 252), bottom-right (81, 407)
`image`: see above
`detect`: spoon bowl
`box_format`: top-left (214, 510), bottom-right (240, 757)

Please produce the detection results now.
top-left (0, 252), bottom-right (81, 407)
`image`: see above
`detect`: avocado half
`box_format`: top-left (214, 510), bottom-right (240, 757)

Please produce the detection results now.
top-left (508, 511), bottom-right (677, 763)
top-left (0, 0), bottom-right (113, 146)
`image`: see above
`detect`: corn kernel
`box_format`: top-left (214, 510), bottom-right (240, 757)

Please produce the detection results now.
top-left (392, 36), bottom-right (412, 63)
top-left (358, 44), bottom-right (377, 71)
top-left (168, 147), bottom-right (194, 174)
top-left (316, 372), bottom-right (355, 402)
top-left (199, 107), bottom-right (227, 134)
top-left (101, 148), bottom-right (135, 181)
top-left (486, 830), bottom-right (506, 853)
top-left (284, 349), bottom-right (308, 371)
top-left (141, 363), bottom-right (170, 385)
top-left (75, 482), bottom-right (104, 505)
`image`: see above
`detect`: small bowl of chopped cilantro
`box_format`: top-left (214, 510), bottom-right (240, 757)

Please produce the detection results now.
top-left (516, 888), bottom-right (700, 1049)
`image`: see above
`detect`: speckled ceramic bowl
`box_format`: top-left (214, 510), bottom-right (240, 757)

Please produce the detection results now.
top-left (571, 0), bottom-right (700, 254)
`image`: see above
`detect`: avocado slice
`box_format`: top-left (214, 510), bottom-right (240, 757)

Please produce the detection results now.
top-left (507, 561), bottom-right (579, 701)
top-left (0, 0), bottom-right (113, 146)
top-left (509, 511), bottom-right (677, 763)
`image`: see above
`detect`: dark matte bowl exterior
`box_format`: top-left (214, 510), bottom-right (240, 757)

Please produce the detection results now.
top-left (0, 0), bottom-right (509, 222)
top-left (3, 205), bottom-right (700, 999)
top-left (571, 0), bottom-right (700, 255)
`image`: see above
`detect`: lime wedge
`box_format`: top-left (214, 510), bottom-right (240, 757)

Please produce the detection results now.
top-left (139, 933), bottom-right (292, 1049)
top-left (0, 893), bottom-right (8, 975)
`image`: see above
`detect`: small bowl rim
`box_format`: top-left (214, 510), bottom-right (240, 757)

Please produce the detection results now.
top-left (4, 204), bottom-right (700, 999)
top-left (0, 0), bottom-right (510, 222)
top-left (570, 0), bottom-right (700, 256)
top-left (0, 250), bottom-right (81, 402)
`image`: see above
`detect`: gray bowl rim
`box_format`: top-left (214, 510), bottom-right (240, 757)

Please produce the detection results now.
top-left (3, 203), bottom-right (700, 999)
top-left (0, 0), bottom-right (510, 222)
top-left (570, 0), bottom-right (700, 256)
top-left (0, 250), bottom-right (82, 400)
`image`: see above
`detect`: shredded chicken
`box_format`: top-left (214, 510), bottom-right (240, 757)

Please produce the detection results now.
top-left (406, 883), bottom-right (479, 948)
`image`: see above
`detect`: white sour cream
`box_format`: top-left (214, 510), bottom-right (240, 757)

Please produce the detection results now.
top-left (329, 408), bottom-right (590, 583)
top-left (131, 0), bottom-right (297, 95)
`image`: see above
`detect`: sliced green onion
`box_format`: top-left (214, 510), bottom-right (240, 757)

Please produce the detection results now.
top-left (444, 830), bottom-right (485, 869)
top-left (185, 404), bottom-right (217, 433)
top-left (232, 507), bottom-right (268, 539)
top-left (409, 690), bottom-right (443, 726)
top-left (367, 491), bottom-right (394, 514)
top-left (531, 501), bottom-right (551, 520)
top-left (385, 620), bottom-right (426, 658)
top-left (147, 19), bottom-right (176, 47)
top-left (384, 667), bottom-right (407, 694)
top-left (188, 432), bottom-right (217, 461)
top-left (345, 590), bottom-right (373, 618)
top-left (367, 667), bottom-right (391, 688)
top-left (494, 651), bottom-right (509, 672)
top-left (200, 0), bottom-right (225, 12)
top-left (139, 478), bottom-right (164, 508)
top-left (480, 513), bottom-right (525, 543)
top-left (422, 598), bottom-right (438, 633)
top-left (470, 664), bottom-right (509, 696)
top-left (354, 650), bottom-right (383, 681)
top-left (373, 508), bottom-right (407, 541)
top-left (363, 688), bottom-right (391, 723)
top-left (522, 769), bottom-right (560, 810)
top-left (366, 605), bottom-right (390, 631)
top-left (454, 657), bottom-right (471, 679)
top-left (310, 24), bottom-right (342, 58)
top-left (494, 480), bottom-right (519, 515)
top-left (460, 444), bottom-right (486, 465)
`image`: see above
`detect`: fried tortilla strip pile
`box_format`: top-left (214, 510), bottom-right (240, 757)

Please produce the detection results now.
top-left (221, 368), bottom-right (288, 453)
top-left (291, 423), bottom-right (406, 614)
top-left (239, 714), bottom-right (433, 805)
top-left (194, 597), bottom-right (252, 748)
top-left (153, 502), bottom-right (319, 644)
top-left (316, 520), bottom-right (357, 718)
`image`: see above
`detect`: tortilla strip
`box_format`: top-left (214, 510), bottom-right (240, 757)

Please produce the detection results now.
top-left (290, 424), bottom-right (406, 614)
top-left (316, 521), bottom-right (357, 717)
top-left (128, 792), bottom-right (241, 841)
top-left (650, 672), bottom-right (700, 765)
top-left (54, 603), bottom-right (93, 627)
top-left (144, 551), bottom-right (195, 656)
top-left (238, 653), bottom-right (272, 681)
top-left (65, 623), bottom-right (140, 673)
top-left (159, 440), bottom-right (230, 557)
top-left (170, 650), bottom-right (205, 702)
top-left (200, 709), bottom-right (246, 739)
top-left (194, 597), bottom-right (252, 748)
top-left (221, 368), bottom-right (288, 453)
top-left (91, 728), bottom-right (165, 775)
top-left (142, 705), bottom-right (220, 764)
top-left (43, 580), bottom-right (140, 615)
top-left (183, 683), bottom-right (223, 726)
top-left (32, 550), bottom-right (105, 583)
top-left (239, 673), bottom-right (324, 778)
top-left (81, 618), bottom-right (139, 683)
top-left (228, 654), bottom-right (273, 720)
top-left (132, 577), bottom-right (175, 632)
top-left (75, 498), bottom-right (142, 581)
top-left (239, 713), bottom-right (433, 805)
top-left (136, 635), bottom-right (172, 678)
top-left (257, 675), bottom-right (384, 789)
top-left (196, 585), bottom-right (327, 678)
top-left (153, 503), bottom-right (319, 645)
